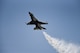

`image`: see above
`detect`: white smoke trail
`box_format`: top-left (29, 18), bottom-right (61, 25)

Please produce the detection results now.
top-left (43, 31), bottom-right (80, 53)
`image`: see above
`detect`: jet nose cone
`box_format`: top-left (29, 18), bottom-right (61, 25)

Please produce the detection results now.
top-left (29, 12), bottom-right (31, 14)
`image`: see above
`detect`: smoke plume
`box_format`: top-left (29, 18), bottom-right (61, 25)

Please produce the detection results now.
top-left (43, 31), bottom-right (80, 53)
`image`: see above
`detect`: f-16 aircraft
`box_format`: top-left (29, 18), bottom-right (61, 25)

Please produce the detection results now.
top-left (26, 12), bottom-right (48, 30)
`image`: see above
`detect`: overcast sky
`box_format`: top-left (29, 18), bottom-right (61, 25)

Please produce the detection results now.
top-left (0, 0), bottom-right (80, 53)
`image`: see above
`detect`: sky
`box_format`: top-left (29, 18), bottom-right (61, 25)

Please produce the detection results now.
top-left (0, 0), bottom-right (80, 53)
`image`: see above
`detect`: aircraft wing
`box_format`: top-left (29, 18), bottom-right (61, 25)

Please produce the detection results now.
top-left (29, 12), bottom-right (38, 21)
top-left (38, 21), bottom-right (48, 24)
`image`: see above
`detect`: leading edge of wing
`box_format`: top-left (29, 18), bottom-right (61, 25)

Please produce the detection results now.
top-left (38, 21), bottom-right (48, 24)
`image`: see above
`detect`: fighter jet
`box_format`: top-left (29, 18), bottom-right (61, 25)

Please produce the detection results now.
top-left (26, 12), bottom-right (48, 30)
